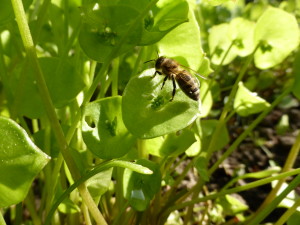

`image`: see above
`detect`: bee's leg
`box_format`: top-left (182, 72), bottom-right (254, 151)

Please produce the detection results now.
top-left (170, 76), bottom-right (176, 101)
top-left (152, 71), bottom-right (161, 78)
top-left (161, 75), bottom-right (168, 89)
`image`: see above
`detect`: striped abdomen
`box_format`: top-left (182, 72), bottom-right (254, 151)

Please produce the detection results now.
top-left (175, 71), bottom-right (200, 101)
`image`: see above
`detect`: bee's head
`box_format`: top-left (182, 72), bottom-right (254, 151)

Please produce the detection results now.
top-left (155, 56), bottom-right (166, 69)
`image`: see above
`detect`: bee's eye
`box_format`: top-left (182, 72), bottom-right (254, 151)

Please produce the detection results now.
top-left (155, 57), bottom-right (165, 68)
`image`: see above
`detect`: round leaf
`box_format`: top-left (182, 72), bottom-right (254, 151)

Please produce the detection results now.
top-left (11, 57), bottom-right (85, 118)
top-left (139, 0), bottom-right (189, 45)
top-left (254, 7), bottom-right (300, 69)
top-left (0, 117), bottom-right (50, 207)
top-left (82, 96), bottom-right (136, 159)
top-left (234, 82), bottom-right (270, 117)
top-left (147, 129), bottom-right (196, 157)
top-left (229, 17), bottom-right (255, 57)
top-left (158, 3), bottom-right (204, 71)
top-left (122, 69), bottom-right (201, 138)
top-left (79, 5), bottom-right (142, 62)
top-left (209, 23), bottom-right (237, 65)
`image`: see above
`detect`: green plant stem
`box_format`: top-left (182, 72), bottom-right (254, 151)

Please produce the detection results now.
top-left (82, 203), bottom-right (93, 225)
top-left (165, 159), bottom-right (193, 200)
top-left (221, 168), bottom-right (281, 191)
top-left (15, 203), bottom-right (22, 225)
top-left (131, 47), bottom-right (145, 77)
top-left (10, 0), bottom-right (107, 224)
top-left (274, 197), bottom-right (300, 225)
top-left (31, 0), bottom-right (51, 43)
top-left (247, 122), bottom-right (300, 222)
top-left (0, 36), bottom-right (11, 105)
top-left (159, 168), bottom-right (300, 224)
top-left (112, 57), bottom-right (120, 96)
top-left (208, 85), bottom-right (292, 175)
top-left (24, 189), bottom-right (41, 225)
top-left (246, 174), bottom-right (300, 225)
top-left (115, 167), bottom-right (125, 215)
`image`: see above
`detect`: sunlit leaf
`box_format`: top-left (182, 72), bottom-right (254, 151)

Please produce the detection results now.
top-left (217, 195), bottom-right (248, 215)
top-left (0, 117), bottom-right (50, 207)
top-left (254, 7), bottom-right (300, 69)
top-left (229, 17), bottom-right (255, 57)
top-left (209, 23), bottom-right (236, 65)
top-left (234, 82), bottom-right (270, 117)
top-left (139, 0), bottom-right (189, 45)
top-left (158, 1), bottom-right (205, 72)
top-left (203, 0), bottom-right (234, 6)
top-left (122, 69), bottom-right (201, 138)
top-left (147, 129), bottom-right (196, 157)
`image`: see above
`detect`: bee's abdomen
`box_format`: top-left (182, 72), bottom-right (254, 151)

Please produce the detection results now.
top-left (176, 71), bottom-right (200, 101)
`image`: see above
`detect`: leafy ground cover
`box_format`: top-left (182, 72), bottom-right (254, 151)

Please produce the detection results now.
top-left (1, 0), bottom-right (300, 224)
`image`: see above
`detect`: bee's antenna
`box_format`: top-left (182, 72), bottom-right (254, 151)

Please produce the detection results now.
top-left (144, 59), bottom-right (156, 64)
top-left (156, 50), bottom-right (159, 58)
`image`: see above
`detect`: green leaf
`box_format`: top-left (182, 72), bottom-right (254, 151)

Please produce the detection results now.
top-left (210, 17), bottom-right (256, 65)
top-left (123, 159), bottom-right (161, 211)
top-left (203, 0), bottom-right (233, 6)
top-left (0, 117), bottom-right (50, 207)
top-left (234, 82), bottom-right (270, 117)
top-left (82, 96), bottom-right (136, 159)
top-left (139, 0), bottom-right (189, 45)
top-left (147, 129), bottom-right (196, 157)
top-left (86, 168), bottom-right (113, 202)
top-left (79, 4), bottom-right (142, 62)
top-left (143, 137), bottom-right (164, 157)
top-left (276, 114), bottom-right (289, 135)
top-left (229, 17), bottom-right (255, 57)
top-left (58, 198), bottom-right (81, 214)
top-left (11, 57), bottom-right (85, 118)
top-left (122, 69), bottom-right (201, 138)
top-left (41, 58), bottom-right (85, 108)
top-left (217, 195), bottom-right (249, 215)
top-left (209, 23), bottom-right (236, 65)
top-left (254, 7), bottom-right (300, 69)
top-left (158, 2), bottom-right (204, 71)
top-left (185, 133), bottom-right (201, 156)
top-left (0, 0), bottom-right (32, 25)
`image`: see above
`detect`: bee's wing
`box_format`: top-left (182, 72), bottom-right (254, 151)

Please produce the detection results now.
top-left (179, 64), bottom-right (209, 80)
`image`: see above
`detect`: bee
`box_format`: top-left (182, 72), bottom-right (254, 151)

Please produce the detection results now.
top-left (145, 56), bottom-right (207, 101)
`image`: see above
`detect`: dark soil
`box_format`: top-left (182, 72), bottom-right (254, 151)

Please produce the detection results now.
top-left (208, 106), bottom-right (300, 223)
